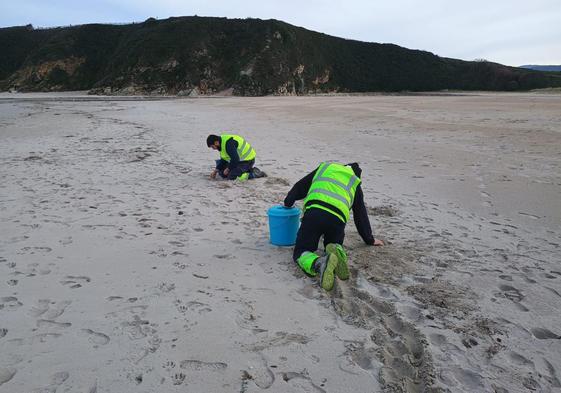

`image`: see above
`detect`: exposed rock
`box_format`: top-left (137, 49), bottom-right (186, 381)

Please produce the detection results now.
top-left (313, 70), bottom-right (330, 86)
top-left (7, 57), bottom-right (86, 90)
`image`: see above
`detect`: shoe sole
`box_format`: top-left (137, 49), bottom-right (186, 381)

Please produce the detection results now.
top-left (319, 254), bottom-right (338, 291)
top-left (327, 244), bottom-right (349, 280)
top-left (251, 168), bottom-right (267, 178)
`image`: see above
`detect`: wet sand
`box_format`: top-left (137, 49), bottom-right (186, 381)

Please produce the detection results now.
top-left (0, 92), bottom-right (560, 392)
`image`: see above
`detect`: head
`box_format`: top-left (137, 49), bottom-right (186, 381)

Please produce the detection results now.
top-left (347, 162), bottom-right (362, 178)
top-left (206, 134), bottom-right (221, 150)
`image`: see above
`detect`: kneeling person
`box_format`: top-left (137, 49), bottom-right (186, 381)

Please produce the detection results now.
top-left (284, 162), bottom-right (384, 291)
top-left (207, 134), bottom-right (265, 181)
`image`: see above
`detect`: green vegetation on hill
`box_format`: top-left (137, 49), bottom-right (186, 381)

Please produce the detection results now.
top-left (1, 17), bottom-right (561, 95)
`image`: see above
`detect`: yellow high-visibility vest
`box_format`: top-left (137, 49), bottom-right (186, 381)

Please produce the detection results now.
top-left (303, 162), bottom-right (360, 223)
top-left (220, 134), bottom-right (256, 162)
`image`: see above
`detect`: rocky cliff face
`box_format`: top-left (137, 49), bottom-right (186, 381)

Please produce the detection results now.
top-left (7, 56), bottom-right (86, 91)
top-left (1, 17), bottom-right (560, 95)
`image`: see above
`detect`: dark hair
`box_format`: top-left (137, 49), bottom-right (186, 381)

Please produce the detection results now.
top-left (206, 134), bottom-right (220, 147)
top-left (348, 162), bottom-right (362, 178)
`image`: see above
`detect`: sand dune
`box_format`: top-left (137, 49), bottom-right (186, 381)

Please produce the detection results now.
top-left (1, 92), bottom-right (560, 392)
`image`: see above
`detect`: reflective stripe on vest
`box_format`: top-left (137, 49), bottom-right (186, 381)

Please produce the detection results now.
top-left (220, 134), bottom-right (256, 162)
top-left (313, 162), bottom-right (359, 207)
top-left (304, 162), bottom-right (361, 223)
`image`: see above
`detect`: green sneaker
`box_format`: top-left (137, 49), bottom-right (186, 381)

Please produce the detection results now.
top-left (326, 243), bottom-right (349, 280)
top-left (316, 253), bottom-right (338, 291)
top-left (237, 172), bottom-right (249, 181)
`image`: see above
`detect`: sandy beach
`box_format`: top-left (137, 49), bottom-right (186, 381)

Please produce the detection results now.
top-left (1, 92), bottom-right (560, 392)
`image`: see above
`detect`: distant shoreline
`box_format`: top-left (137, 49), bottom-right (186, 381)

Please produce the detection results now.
top-left (2, 88), bottom-right (561, 102)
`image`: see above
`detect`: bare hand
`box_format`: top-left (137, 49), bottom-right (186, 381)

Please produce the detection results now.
top-left (223, 168), bottom-right (230, 177)
top-left (210, 169), bottom-right (218, 179)
top-left (373, 238), bottom-right (384, 246)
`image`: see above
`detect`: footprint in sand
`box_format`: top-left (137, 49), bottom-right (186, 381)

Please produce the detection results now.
top-left (121, 314), bottom-right (151, 341)
top-left (0, 297), bottom-right (23, 311)
top-left (497, 284), bottom-right (527, 311)
top-left (30, 299), bottom-right (72, 319)
top-left (243, 355), bottom-right (274, 389)
top-left (177, 301), bottom-right (212, 315)
top-left (60, 275), bottom-right (91, 289)
top-left (0, 328), bottom-right (7, 338)
top-left (235, 303), bottom-right (263, 332)
top-left (545, 286), bottom-right (561, 299)
top-left (340, 341), bottom-right (377, 374)
top-left (180, 360), bottom-right (227, 372)
top-left (508, 351), bottom-right (534, 367)
top-left (264, 177), bottom-right (290, 187)
top-left (30, 371), bottom-right (69, 393)
top-left (59, 237), bottom-right (73, 245)
top-left (171, 372), bottom-right (186, 385)
top-left (334, 280), bottom-right (434, 391)
top-left (82, 329), bottom-right (111, 345)
top-left (543, 358), bottom-right (561, 387)
top-left (530, 327), bottom-right (561, 340)
top-left (32, 332), bottom-right (63, 344)
top-left (29, 299), bottom-right (50, 317)
top-left (461, 337), bottom-right (479, 349)
top-left (282, 372), bottom-right (326, 393)
top-left (157, 282), bottom-right (175, 293)
top-left (163, 361), bottom-right (176, 371)
top-left (440, 367), bottom-right (485, 391)
top-left (172, 260), bottom-right (187, 270)
top-left (20, 246), bottom-right (52, 255)
top-left (37, 320), bottom-right (72, 329)
top-left (0, 368), bottom-right (17, 387)
top-left (168, 241), bottom-right (185, 247)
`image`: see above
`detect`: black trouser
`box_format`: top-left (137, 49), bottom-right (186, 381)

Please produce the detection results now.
top-left (293, 207), bottom-right (346, 262)
top-left (219, 159), bottom-right (254, 180)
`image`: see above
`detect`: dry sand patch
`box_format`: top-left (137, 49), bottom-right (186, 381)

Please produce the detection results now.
top-left (1, 92), bottom-right (560, 392)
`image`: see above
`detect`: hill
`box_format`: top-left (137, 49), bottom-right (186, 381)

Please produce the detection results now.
top-left (2, 17), bottom-right (561, 95)
top-left (520, 65), bottom-right (561, 72)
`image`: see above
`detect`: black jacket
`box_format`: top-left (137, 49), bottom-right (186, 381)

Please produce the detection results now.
top-left (284, 163), bottom-right (375, 245)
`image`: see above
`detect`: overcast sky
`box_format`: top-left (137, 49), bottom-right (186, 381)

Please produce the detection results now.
top-left (1, 0), bottom-right (560, 66)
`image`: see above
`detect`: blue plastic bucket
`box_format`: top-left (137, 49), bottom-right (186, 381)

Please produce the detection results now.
top-left (267, 205), bottom-right (301, 246)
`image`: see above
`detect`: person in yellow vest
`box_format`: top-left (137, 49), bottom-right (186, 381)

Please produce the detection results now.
top-left (206, 134), bottom-right (265, 181)
top-left (283, 162), bottom-right (384, 291)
